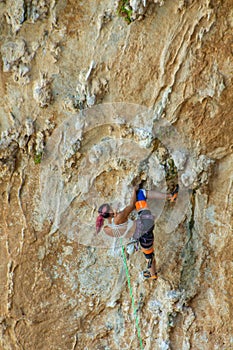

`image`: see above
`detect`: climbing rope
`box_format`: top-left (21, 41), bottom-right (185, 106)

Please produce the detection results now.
top-left (120, 238), bottom-right (144, 350)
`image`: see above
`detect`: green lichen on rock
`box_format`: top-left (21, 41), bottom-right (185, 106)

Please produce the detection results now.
top-left (117, 0), bottom-right (133, 24)
top-left (34, 152), bottom-right (42, 164)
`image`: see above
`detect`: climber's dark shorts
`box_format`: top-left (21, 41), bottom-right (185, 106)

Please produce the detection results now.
top-left (139, 227), bottom-right (154, 259)
top-left (136, 209), bottom-right (155, 259)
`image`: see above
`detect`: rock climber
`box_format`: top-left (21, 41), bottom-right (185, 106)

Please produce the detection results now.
top-left (133, 186), bottom-right (178, 280)
top-left (96, 184), bottom-right (178, 280)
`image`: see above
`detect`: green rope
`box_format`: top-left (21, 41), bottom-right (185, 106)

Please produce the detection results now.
top-left (120, 239), bottom-right (144, 350)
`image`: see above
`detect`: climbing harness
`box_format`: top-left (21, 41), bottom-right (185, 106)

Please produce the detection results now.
top-left (120, 238), bottom-right (144, 350)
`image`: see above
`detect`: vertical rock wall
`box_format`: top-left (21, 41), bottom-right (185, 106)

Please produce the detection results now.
top-left (0, 0), bottom-right (232, 349)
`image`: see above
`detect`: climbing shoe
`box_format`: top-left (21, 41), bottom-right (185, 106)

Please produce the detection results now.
top-left (143, 270), bottom-right (158, 280)
top-left (169, 184), bottom-right (179, 202)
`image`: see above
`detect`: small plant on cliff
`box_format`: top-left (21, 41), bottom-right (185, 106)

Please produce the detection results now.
top-left (34, 152), bottom-right (42, 164)
top-left (165, 158), bottom-right (177, 180)
top-left (117, 0), bottom-right (133, 24)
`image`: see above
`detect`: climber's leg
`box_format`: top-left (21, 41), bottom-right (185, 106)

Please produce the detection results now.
top-left (141, 247), bottom-right (158, 280)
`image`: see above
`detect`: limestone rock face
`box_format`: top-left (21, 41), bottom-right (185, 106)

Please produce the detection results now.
top-left (0, 1), bottom-right (232, 349)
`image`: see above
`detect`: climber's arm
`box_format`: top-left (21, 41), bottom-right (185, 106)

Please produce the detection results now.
top-left (146, 190), bottom-right (172, 200)
top-left (147, 185), bottom-right (179, 202)
top-left (114, 186), bottom-right (137, 224)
